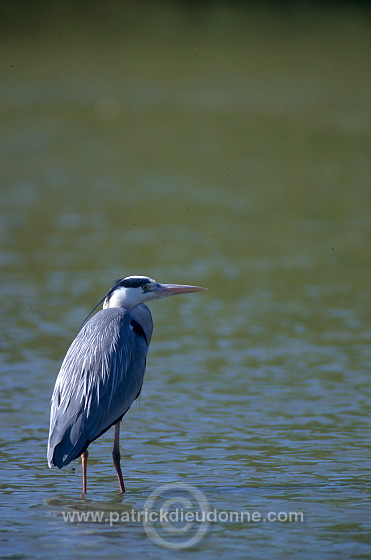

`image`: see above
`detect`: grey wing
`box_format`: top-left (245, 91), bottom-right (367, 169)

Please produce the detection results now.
top-left (47, 307), bottom-right (152, 468)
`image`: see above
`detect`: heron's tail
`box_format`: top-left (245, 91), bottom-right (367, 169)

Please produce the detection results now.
top-left (47, 428), bottom-right (89, 469)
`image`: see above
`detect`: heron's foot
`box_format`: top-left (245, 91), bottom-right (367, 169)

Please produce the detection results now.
top-left (112, 448), bottom-right (125, 494)
top-left (81, 450), bottom-right (89, 495)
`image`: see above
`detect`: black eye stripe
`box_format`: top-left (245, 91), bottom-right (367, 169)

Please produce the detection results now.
top-left (115, 277), bottom-right (152, 289)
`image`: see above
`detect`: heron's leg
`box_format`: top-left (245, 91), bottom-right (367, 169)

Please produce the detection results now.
top-left (112, 422), bottom-right (125, 494)
top-left (81, 450), bottom-right (89, 495)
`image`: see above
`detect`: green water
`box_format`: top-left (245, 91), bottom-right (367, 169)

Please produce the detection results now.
top-left (1, 3), bottom-right (370, 559)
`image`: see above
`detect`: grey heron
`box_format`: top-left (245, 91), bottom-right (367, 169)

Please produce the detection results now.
top-left (47, 275), bottom-right (206, 494)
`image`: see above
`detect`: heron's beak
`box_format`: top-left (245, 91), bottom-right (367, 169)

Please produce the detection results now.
top-left (155, 283), bottom-right (207, 298)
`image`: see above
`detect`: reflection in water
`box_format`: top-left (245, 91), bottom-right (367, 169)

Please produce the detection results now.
top-left (0, 2), bottom-right (370, 559)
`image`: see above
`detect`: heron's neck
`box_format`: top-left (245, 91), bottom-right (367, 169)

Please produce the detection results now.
top-left (104, 287), bottom-right (141, 311)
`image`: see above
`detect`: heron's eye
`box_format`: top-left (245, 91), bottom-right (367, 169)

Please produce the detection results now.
top-left (142, 284), bottom-right (148, 292)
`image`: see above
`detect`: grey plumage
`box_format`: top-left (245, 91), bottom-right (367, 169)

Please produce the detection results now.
top-left (47, 275), bottom-right (206, 493)
top-left (48, 304), bottom-right (152, 468)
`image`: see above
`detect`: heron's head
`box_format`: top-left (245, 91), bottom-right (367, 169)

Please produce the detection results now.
top-left (103, 276), bottom-right (207, 310)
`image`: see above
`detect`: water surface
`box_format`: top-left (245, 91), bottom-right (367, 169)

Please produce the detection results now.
top-left (1, 3), bottom-right (370, 559)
